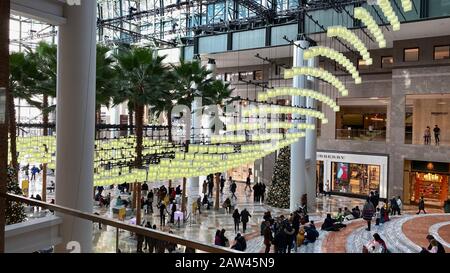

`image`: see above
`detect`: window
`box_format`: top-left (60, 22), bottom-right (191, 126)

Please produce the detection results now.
top-left (225, 72), bottom-right (239, 82)
top-left (434, 45), bottom-right (450, 60)
top-left (381, 56), bottom-right (394, 68)
top-left (404, 48), bottom-right (419, 62)
top-left (238, 71), bottom-right (253, 81)
top-left (254, 70), bottom-right (263, 81)
top-left (357, 59), bottom-right (369, 70)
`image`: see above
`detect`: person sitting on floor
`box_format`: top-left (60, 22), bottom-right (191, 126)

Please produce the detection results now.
top-left (352, 206), bottom-right (361, 219)
top-left (321, 213), bottom-right (346, 231)
top-left (303, 222), bottom-right (319, 245)
top-left (420, 235), bottom-right (446, 253)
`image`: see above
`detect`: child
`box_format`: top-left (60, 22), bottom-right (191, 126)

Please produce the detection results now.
top-left (375, 207), bottom-right (381, 226)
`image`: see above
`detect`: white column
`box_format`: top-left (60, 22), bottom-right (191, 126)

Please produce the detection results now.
top-left (55, 1), bottom-right (96, 253)
top-left (187, 97), bottom-right (202, 206)
top-left (305, 57), bottom-right (318, 210)
top-left (290, 40), bottom-right (309, 211)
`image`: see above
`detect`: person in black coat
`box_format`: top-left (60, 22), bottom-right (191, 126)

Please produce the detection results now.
top-left (230, 181), bottom-right (237, 199)
top-left (220, 176), bottom-right (225, 194)
top-left (240, 208), bottom-right (252, 233)
top-left (232, 209), bottom-right (241, 233)
top-left (417, 196), bottom-right (427, 214)
top-left (321, 213), bottom-right (346, 231)
top-left (158, 201), bottom-right (166, 227)
top-left (283, 223), bottom-right (295, 253)
top-left (208, 178), bottom-right (214, 197)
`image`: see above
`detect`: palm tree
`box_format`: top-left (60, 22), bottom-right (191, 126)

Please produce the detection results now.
top-left (9, 51), bottom-right (45, 169)
top-left (95, 44), bottom-right (118, 136)
top-left (201, 79), bottom-right (235, 135)
top-left (34, 42), bottom-right (57, 136)
top-left (114, 46), bottom-right (172, 167)
top-left (154, 60), bottom-right (212, 142)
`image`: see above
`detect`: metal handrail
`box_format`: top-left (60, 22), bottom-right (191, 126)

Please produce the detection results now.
top-left (1, 192), bottom-right (238, 253)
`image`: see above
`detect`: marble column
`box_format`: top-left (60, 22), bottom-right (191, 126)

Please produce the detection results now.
top-left (290, 40), bottom-right (309, 211)
top-left (305, 57), bottom-right (318, 210)
top-left (54, 1), bottom-right (96, 253)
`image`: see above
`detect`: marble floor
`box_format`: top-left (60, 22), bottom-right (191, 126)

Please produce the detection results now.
top-left (91, 180), bottom-right (367, 253)
top-left (19, 171), bottom-right (448, 253)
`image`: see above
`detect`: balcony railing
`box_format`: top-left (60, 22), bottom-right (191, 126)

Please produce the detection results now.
top-left (336, 129), bottom-right (386, 141)
top-left (0, 193), bottom-right (238, 253)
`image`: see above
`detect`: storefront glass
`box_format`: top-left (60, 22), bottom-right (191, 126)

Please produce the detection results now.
top-left (332, 162), bottom-right (380, 195)
top-left (227, 163), bottom-right (253, 182)
top-left (410, 172), bottom-right (449, 206)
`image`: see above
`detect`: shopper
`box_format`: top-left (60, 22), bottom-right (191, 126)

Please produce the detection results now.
top-left (144, 222), bottom-right (154, 253)
top-left (324, 180), bottom-right (331, 197)
top-left (362, 197), bottom-right (375, 231)
top-left (396, 196), bottom-right (403, 215)
top-left (303, 222), bottom-right (319, 245)
top-left (433, 125), bottom-right (440, 146)
top-left (321, 213), bottom-right (345, 231)
top-left (230, 180), bottom-right (237, 199)
top-left (158, 201), bottom-right (166, 227)
top-left (222, 197), bottom-right (232, 214)
top-left (283, 222), bottom-right (295, 253)
top-left (390, 197), bottom-right (399, 215)
top-left (214, 229), bottom-right (222, 246)
top-left (240, 208), bottom-right (252, 233)
top-left (232, 209), bottom-right (241, 233)
top-left (202, 180), bottom-right (207, 197)
top-left (196, 197), bottom-right (202, 214)
top-left (170, 201), bottom-right (177, 223)
top-left (420, 235), bottom-right (446, 253)
top-left (31, 165), bottom-right (40, 181)
top-left (252, 182), bottom-right (259, 202)
top-left (147, 190), bottom-right (154, 213)
top-left (220, 229), bottom-right (229, 247)
top-left (263, 221), bottom-right (273, 253)
top-left (245, 175), bottom-right (252, 192)
top-left (231, 233), bottom-right (247, 251)
top-left (424, 126), bottom-right (431, 145)
top-left (417, 196), bottom-right (427, 214)
top-left (363, 233), bottom-right (388, 253)
top-left (220, 175), bottom-right (225, 194)
top-left (208, 178), bottom-right (214, 197)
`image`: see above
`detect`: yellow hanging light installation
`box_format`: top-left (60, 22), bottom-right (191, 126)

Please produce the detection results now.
top-left (327, 26), bottom-right (373, 65)
top-left (284, 66), bottom-right (349, 96)
top-left (378, 0), bottom-right (401, 31)
top-left (354, 7), bottom-right (387, 48)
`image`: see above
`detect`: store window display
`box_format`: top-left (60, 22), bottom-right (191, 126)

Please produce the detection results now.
top-left (332, 162), bottom-right (380, 196)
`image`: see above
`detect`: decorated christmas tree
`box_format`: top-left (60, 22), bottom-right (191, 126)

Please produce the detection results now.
top-left (266, 146), bottom-right (290, 209)
top-left (6, 166), bottom-right (26, 225)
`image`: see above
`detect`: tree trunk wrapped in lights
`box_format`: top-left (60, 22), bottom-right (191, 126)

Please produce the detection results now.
top-left (266, 147), bottom-right (290, 209)
top-left (6, 166), bottom-right (26, 225)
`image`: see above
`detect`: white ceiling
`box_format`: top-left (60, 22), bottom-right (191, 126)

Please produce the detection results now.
top-left (205, 17), bottom-right (450, 68)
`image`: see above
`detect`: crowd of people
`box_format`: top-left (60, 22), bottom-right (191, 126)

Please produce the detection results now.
top-left (261, 209), bottom-right (319, 253)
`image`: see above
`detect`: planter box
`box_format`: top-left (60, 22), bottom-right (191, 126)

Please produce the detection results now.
top-left (5, 215), bottom-right (62, 253)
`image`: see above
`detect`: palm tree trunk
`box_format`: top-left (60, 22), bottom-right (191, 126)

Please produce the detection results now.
top-left (42, 94), bottom-right (48, 136)
top-left (134, 103), bottom-right (144, 168)
top-left (128, 107), bottom-right (134, 135)
top-left (8, 93), bottom-right (18, 172)
top-left (0, 0), bottom-right (11, 253)
top-left (42, 95), bottom-right (49, 201)
top-left (95, 108), bottom-right (101, 139)
top-left (167, 107), bottom-right (173, 142)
